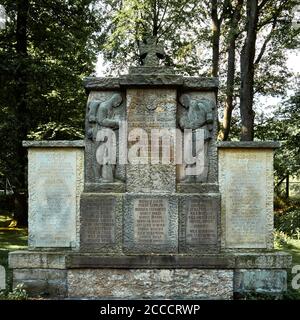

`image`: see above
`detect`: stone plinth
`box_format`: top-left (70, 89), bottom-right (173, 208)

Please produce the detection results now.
top-left (9, 250), bottom-right (291, 298)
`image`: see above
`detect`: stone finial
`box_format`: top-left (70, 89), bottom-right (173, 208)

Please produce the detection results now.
top-left (139, 36), bottom-right (165, 66)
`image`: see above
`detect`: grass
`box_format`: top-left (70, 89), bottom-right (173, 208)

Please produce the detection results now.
top-left (275, 233), bottom-right (300, 299)
top-left (0, 214), bottom-right (28, 291)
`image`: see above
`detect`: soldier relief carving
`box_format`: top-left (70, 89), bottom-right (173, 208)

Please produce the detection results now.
top-left (87, 93), bottom-right (123, 183)
top-left (178, 94), bottom-right (215, 183)
top-left (85, 91), bottom-right (215, 185)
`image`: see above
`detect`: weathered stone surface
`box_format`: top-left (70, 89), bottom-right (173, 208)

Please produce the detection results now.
top-left (234, 269), bottom-right (287, 293)
top-left (23, 140), bottom-right (85, 148)
top-left (9, 251), bottom-right (67, 269)
top-left (126, 88), bottom-right (177, 193)
top-left (129, 66), bottom-right (175, 75)
top-left (183, 77), bottom-right (219, 90)
top-left (84, 182), bottom-right (125, 193)
top-left (233, 252), bottom-right (292, 269)
top-left (138, 36), bottom-right (165, 66)
top-left (217, 141), bottom-right (280, 149)
top-left (177, 183), bottom-right (219, 193)
top-left (66, 254), bottom-right (235, 269)
top-left (13, 269), bottom-right (67, 297)
top-left (219, 149), bottom-right (274, 249)
top-left (83, 77), bottom-right (120, 91)
top-left (67, 269), bottom-right (233, 299)
top-left (83, 76), bottom-right (219, 90)
top-left (28, 148), bottom-right (84, 248)
top-left (0, 265), bottom-right (5, 290)
top-left (179, 194), bottom-right (220, 253)
top-left (123, 194), bottom-right (178, 253)
top-left (120, 74), bottom-right (183, 87)
top-left (80, 193), bottom-right (123, 253)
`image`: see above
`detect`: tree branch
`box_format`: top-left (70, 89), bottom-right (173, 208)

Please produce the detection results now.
top-left (157, 0), bottom-right (170, 31)
top-left (258, 0), bottom-right (270, 11)
top-left (254, 19), bottom-right (277, 65)
top-left (255, 0), bottom-right (287, 64)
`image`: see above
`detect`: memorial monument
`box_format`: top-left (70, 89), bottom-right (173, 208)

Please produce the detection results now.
top-left (8, 37), bottom-right (291, 299)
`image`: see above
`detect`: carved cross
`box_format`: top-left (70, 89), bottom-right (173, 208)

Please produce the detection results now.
top-left (139, 36), bottom-right (165, 66)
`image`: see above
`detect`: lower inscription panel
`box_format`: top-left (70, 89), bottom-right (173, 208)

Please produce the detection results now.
top-left (124, 194), bottom-right (178, 253)
top-left (179, 194), bottom-right (220, 253)
top-left (80, 193), bottom-right (122, 252)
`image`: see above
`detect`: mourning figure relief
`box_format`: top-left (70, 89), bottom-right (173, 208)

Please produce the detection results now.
top-left (178, 94), bottom-right (215, 182)
top-left (87, 93), bottom-right (122, 183)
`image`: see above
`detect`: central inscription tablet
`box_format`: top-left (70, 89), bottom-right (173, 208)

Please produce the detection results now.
top-left (134, 198), bottom-right (168, 244)
top-left (123, 195), bottom-right (178, 253)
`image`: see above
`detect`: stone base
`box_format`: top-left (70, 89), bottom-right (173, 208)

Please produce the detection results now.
top-left (8, 251), bottom-right (292, 299)
top-left (67, 269), bottom-right (233, 299)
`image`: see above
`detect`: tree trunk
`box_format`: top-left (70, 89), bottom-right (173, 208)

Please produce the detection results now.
top-left (14, 0), bottom-right (29, 226)
top-left (221, 42), bottom-right (235, 141)
top-left (286, 174), bottom-right (289, 199)
top-left (221, 0), bottom-right (243, 141)
top-left (211, 0), bottom-right (221, 77)
top-left (239, 0), bottom-right (258, 141)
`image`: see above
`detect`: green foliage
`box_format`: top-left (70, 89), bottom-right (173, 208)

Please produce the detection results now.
top-left (275, 209), bottom-right (300, 239)
top-left (0, 284), bottom-right (28, 300)
top-left (0, 0), bottom-right (103, 191)
top-left (27, 122), bottom-right (84, 140)
top-left (256, 93), bottom-right (300, 180)
top-left (100, 0), bottom-right (210, 75)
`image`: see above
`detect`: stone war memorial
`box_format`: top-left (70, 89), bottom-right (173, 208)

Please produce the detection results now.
top-left (9, 37), bottom-right (291, 299)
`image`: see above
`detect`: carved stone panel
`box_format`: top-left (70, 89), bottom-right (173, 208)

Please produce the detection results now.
top-left (177, 92), bottom-right (218, 184)
top-left (123, 194), bottom-right (178, 253)
top-left (28, 148), bottom-right (84, 248)
top-left (179, 194), bottom-right (220, 253)
top-left (80, 193), bottom-right (123, 252)
top-left (84, 91), bottom-right (125, 188)
top-left (126, 88), bottom-right (177, 193)
top-left (219, 149), bottom-right (274, 249)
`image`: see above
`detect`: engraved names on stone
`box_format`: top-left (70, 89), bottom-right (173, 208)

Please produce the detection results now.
top-left (80, 197), bottom-right (116, 248)
top-left (28, 150), bottom-right (77, 247)
top-left (219, 150), bottom-right (273, 248)
top-left (186, 198), bottom-right (217, 245)
top-left (134, 198), bottom-right (168, 244)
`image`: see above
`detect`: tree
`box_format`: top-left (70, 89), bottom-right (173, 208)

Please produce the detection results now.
top-left (0, 0), bottom-right (103, 224)
top-left (100, 0), bottom-right (208, 74)
top-left (100, 0), bottom-right (299, 140)
top-left (239, 0), bottom-right (258, 141)
top-left (219, 0), bottom-right (243, 141)
top-left (256, 92), bottom-right (300, 187)
top-left (217, 0), bottom-right (299, 141)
